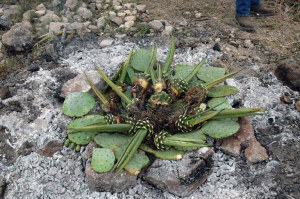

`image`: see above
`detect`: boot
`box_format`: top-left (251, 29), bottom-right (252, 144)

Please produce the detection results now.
top-left (250, 6), bottom-right (275, 17)
top-left (235, 16), bottom-right (255, 32)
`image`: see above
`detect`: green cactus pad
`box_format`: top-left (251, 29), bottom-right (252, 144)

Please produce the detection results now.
top-left (207, 85), bottom-right (238, 97)
top-left (68, 132), bottom-right (98, 145)
top-left (91, 148), bottom-right (115, 173)
top-left (169, 129), bottom-right (207, 143)
top-left (173, 64), bottom-right (194, 79)
top-left (140, 144), bottom-right (185, 160)
top-left (130, 49), bottom-right (153, 72)
top-left (115, 147), bottom-right (150, 176)
top-left (207, 98), bottom-right (231, 110)
top-left (201, 118), bottom-right (240, 138)
top-left (63, 92), bottom-right (96, 117)
top-left (197, 67), bottom-right (226, 83)
top-left (94, 133), bottom-right (132, 152)
top-left (67, 115), bottom-right (105, 133)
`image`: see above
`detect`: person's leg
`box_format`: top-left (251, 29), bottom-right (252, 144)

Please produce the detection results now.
top-left (236, 0), bottom-right (255, 31)
top-left (236, 0), bottom-right (251, 16)
top-left (250, 0), bottom-right (261, 9)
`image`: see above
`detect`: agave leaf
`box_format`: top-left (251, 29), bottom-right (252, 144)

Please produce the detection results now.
top-left (201, 118), bottom-right (240, 138)
top-left (115, 147), bottom-right (150, 176)
top-left (173, 64), bottom-right (194, 79)
top-left (63, 92), bottom-right (95, 117)
top-left (140, 144), bottom-right (185, 160)
top-left (207, 85), bottom-right (238, 97)
top-left (130, 49), bottom-right (152, 72)
top-left (168, 129), bottom-right (207, 143)
top-left (91, 148), bottom-right (115, 173)
top-left (94, 133), bottom-right (132, 152)
top-left (207, 98), bottom-right (231, 110)
top-left (124, 66), bottom-right (135, 84)
top-left (197, 66), bottom-right (226, 83)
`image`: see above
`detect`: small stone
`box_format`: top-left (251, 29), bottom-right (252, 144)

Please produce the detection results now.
top-left (109, 16), bottom-right (123, 25)
top-left (115, 33), bottom-right (126, 39)
top-left (124, 10), bottom-right (132, 15)
top-left (124, 16), bottom-right (136, 22)
top-left (162, 25), bottom-right (173, 35)
top-left (235, 117), bottom-right (255, 147)
top-left (77, 7), bottom-right (93, 19)
top-left (97, 17), bottom-right (105, 29)
top-left (65, 0), bottom-right (78, 10)
top-left (265, 160), bottom-right (280, 172)
top-left (109, 11), bottom-right (116, 17)
top-left (114, 6), bottom-right (122, 11)
top-left (81, 142), bottom-right (98, 162)
top-left (67, 22), bottom-right (89, 34)
top-left (100, 38), bottom-right (113, 47)
top-left (215, 38), bottom-right (221, 42)
top-left (2, 22), bottom-right (33, 52)
top-left (85, 162), bottom-right (137, 192)
top-left (195, 12), bottom-right (202, 18)
top-left (280, 95), bottom-right (292, 104)
top-left (276, 58), bottom-right (300, 89)
top-left (136, 5), bottom-right (146, 13)
top-left (219, 136), bottom-right (241, 156)
top-left (148, 20), bottom-right (163, 31)
top-left (245, 139), bottom-right (269, 164)
top-left (36, 3), bottom-right (46, 11)
top-left (38, 140), bottom-right (63, 157)
top-left (49, 22), bottom-right (68, 34)
top-left (0, 16), bottom-right (12, 30)
top-left (253, 56), bottom-right (261, 62)
top-left (213, 43), bottom-right (221, 51)
top-left (60, 70), bottom-right (105, 98)
top-left (144, 147), bottom-right (214, 197)
top-left (124, 21), bottom-right (134, 30)
top-left (295, 101), bottom-right (300, 112)
top-left (17, 141), bottom-right (35, 156)
top-left (117, 12), bottom-right (126, 17)
top-left (237, 55), bottom-right (247, 62)
top-left (179, 19), bottom-right (188, 26)
top-left (88, 25), bottom-right (98, 32)
top-left (0, 86), bottom-right (11, 99)
top-left (244, 39), bottom-right (254, 49)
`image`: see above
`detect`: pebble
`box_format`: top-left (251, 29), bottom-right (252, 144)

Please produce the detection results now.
top-left (244, 39), bottom-right (255, 49)
top-left (100, 38), bottom-right (114, 47)
top-left (245, 139), bottom-right (269, 164)
top-left (295, 101), bottom-right (300, 112)
top-left (148, 20), bottom-right (163, 31)
top-left (136, 5), bottom-right (146, 13)
top-left (109, 16), bottom-right (123, 25)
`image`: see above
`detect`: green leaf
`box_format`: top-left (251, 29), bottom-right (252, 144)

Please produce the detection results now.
top-left (68, 115), bottom-right (105, 132)
top-left (140, 144), bottom-right (185, 160)
top-left (91, 148), bottom-right (115, 173)
top-left (115, 146), bottom-right (149, 176)
top-left (124, 66), bottom-right (135, 84)
top-left (207, 98), bottom-right (231, 110)
top-left (130, 49), bottom-right (152, 72)
top-left (207, 85), bottom-right (238, 97)
top-left (173, 64), bottom-right (194, 79)
top-left (169, 129), bottom-right (207, 143)
top-left (201, 119), bottom-right (240, 138)
top-left (94, 133), bottom-right (132, 152)
top-left (63, 92), bottom-right (95, 117)
top-left (197, 67), bottom-right (225, 83)
top-left (68, 132), bottom-right (98, 145)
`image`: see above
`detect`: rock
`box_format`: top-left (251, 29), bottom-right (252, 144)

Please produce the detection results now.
top-left (66, 22), bottom-right (89, 34)
top-left (124, 21), bottom-right (134, 30)
top-left (114, 6), bottom-right (122, 11)
top-left (97, 17), bottom-right (105, 29)
top-left (235, 117), bottom-right (255, 147)
top-left (115, 33), bottom-right (126, 39)
top-left (124, 10), bottom-right (132, 15)
top-left (77, 7), bottom-right (93, 19)
top-left (136, 5), bottom-right (146, 13)
top-left (195, 12), bottom-right (202, 18)
top-left (65, 0), bottom-right (78, 10)
top-left (49, 22), bottom-right (68, 34)
top-left (0, 176), bottom-right (6, 198)
top-left (60, 70), bottom-right (105, 98)
top-left (37, 140), bottom-right (63, 157)
top-left (124, 16), bottom-right (136, 22)
top-left (109, 11), bottom-right (116, 17)
top-left (213, 43), bottom-right (221, 51)
top-left (219, 136), bottom-right (241, 156)
top-left (295, 101), bottom-right (300, 112)
top-left (100, 38), bottom-right (113, 47)
top-left (88, 25), bottom-right (98, 32)
top-left (163, 25), bottom-right (173, 35)
top-left (17, 141), bottom-right (36, 156)
top-left (35, 10), bottom-right (46, 17)
top-left (39, 11), bottom-right (60, 25)
top-left (179, 19), bottom-right (188, 26)
top-left (245, 139), bottom-right (269, 164)
top-left (81, 142), bottom-right (98, 162)
top-left (0, 126), bottom-right (17, 166)
top-left (109, 16), bottom-right (123, 25)
top-left (244, 39), bottom-right (254, 49)
top-left (0, 86), bottom-right (11, 99)
top-left (85, 162), bottom-right (137, 192)
top-left (280, 95), bottom-right (292, 104)
top-left (22, 10), bottom-right (35, 22)
top-left (36, 3), bottom-right (46, 11)
top-left (0, 16), bottom-right (11, 30)
top-left (117, 12), bottom-right (126, 18)
top-left (237, 55), bottom-right (247, 62)
top-left (2, 22), bottom-right (33, 52)
top-left (144, 147), bottom-right (214, 197)
top-left (148, 20), bottom-right (163, 31)
top-left (276, 58), bottom-right (300, 89)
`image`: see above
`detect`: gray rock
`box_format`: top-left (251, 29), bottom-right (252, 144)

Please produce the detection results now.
top-left (17, 141), bottom-right (36, 156)
top-left (276, 58), bottom-right (300, 89)
top-left (65, 0), bottom-right (78, 10)
top-left (109, 16), bottom-right (123, 25)
top-left (22, 10), bottom-right (35, 22)
top-left (81, 142), bottom-right (98, 162)
top-left (0, 16), bottom-right (11, 30)
top-left (60, 70), bottom-right (105, 98)
top-left (38, 140), bottom-right (64, 157)
top-left (39, 11), bottom-right (60, 26)
top-left (144, 147), bottom-right (214, 197)
top-left (2, 22), bottom-right (33, 52)
top-left (124, 15), bottom-right (136, 22)
top-left (148, 20), bottom-right (163, 31)
top-left (77, 7), bottom-right (93, 19)
top-left (0, 176), bottom-right (6, 198)
top-left (66, 22), bottom-right (89, 35)
top-left (244, 39), bottom-right (254, 49)
top-left (0, 86), bottom-right (11, 100)
top-left (100, 38), bottom-right (114, 47)
top-left (85, 162), bottom-right (137, 192)
top-left (0, 126), bottom-right (17, 166)
top-left (49, 22), bottom-right (68, 34)
top-left (136, 5), bottom-right (146, 13)
top-left (97, 17), bottom-right (105, 29)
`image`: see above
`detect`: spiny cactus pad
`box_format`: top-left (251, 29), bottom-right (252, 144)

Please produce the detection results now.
top-left (201, 118), bottom-right (240, 138)
top-left (62, 36), bottom-right (264, 176)
top-left (91, 148), bottom-right (115, 173)
top-left (63, 92), bottom-right (95, 117)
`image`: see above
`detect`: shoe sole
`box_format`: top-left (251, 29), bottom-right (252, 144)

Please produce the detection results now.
top-left (235, 19), bottom-right (255, 32)
top-left (250, 11), bottom-right (275, 17)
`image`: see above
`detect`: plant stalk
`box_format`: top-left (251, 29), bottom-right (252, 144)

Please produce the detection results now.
top-left (162, 35), bottom-right (175, 75)
top-left (185, 58), bottom-right (206, 83)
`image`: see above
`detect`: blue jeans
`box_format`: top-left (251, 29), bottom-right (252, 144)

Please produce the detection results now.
top-left (236, 0), bottom-right (261, 16)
